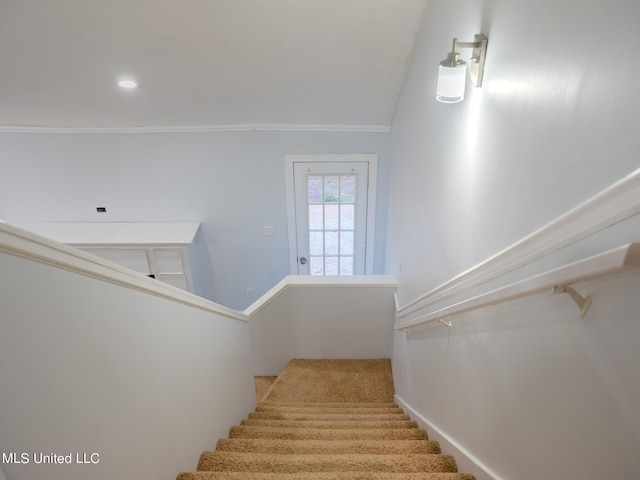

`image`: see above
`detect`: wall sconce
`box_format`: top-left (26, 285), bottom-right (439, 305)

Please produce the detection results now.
top-left (436, 34), bottom-right (488, 103)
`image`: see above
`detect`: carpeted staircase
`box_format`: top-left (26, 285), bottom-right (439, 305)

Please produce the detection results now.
top-left (177, 359), bottom-right (475, 480)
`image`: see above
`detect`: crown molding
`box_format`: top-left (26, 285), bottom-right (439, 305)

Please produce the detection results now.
top-left (0, 123), bottom-right (391, 134)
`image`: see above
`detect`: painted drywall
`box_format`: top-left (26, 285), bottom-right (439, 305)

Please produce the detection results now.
top-left (0, 251), bottom-right (255, 480)
top-left (249, 282), bottom-right (396, 375)
top-left (386, 0), bottom-right (640, 478)
top-left (0, 129), bottom-right (390, 310)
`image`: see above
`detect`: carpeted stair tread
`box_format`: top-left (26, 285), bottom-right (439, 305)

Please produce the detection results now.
top-left (258, 401), bottom-right (399, 408)
top-left (229, 426), bottom-right (429, 440)
top-left (178, 473), bottom-right (476, 480)
top-left (263, 359), bottom-right (396, 403)
top-left (241, 419), bottom-right (419, 429)
top-left (215, 438), bottom-right (441, 454)
top-left (249, 412), bottom-right (410, 421)
top-left (177, 359), bottom-right (475, 480)
top-left (197, 451), bottom-right (458, 473)
top-left (254, 376), bottom-right (278, 402)
top-left (255, 406), bottom-right (405, 414)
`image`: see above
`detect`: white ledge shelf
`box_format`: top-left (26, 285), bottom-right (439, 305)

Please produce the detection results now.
top-left (395, 243), bottom-right (640, 333)
top-left (244, 274), bottom-right (397, 318)
top-left (13, 222), bottom-right (200, 245)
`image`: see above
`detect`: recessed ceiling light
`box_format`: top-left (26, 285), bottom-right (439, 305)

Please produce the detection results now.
top-left (118, 79), bottom-right (138, 89)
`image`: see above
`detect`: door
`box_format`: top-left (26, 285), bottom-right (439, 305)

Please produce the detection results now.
top-left (285, 154), bottom-right (377, 275)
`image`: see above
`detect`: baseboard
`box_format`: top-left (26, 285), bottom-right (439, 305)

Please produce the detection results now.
top-left (395, 395), bottom-right (502, 480)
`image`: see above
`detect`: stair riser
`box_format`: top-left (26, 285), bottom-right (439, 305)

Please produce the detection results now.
top-left (241, 419), bottom-right (418, 429)
top-left (215, 439), bottom-right (442, 455)
top-left (179, 472), bottom-right (476, 480)
top-left (229, 427), bottom-right (429, 441)
top-left (249, 412), bottom-right (411, 421)
top-left (255, 406), bottom-right (405, 414)
top-left (198, 452), bottom-right (458, 473)
top-left (258, 401), bottom-right (399, 408)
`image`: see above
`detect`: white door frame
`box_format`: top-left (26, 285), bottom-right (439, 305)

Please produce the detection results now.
top-left (284, 153), bottom-right (377, 275)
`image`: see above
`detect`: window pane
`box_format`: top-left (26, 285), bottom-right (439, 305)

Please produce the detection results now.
top-left (310, 231), bottom-right (323, 255)
top-left (310, 256), bottom-right (324, 275)
top-left (325, 257), bottom-right (339, 275)
top-left (325, 205), bottom-right (339, 230)
top-left (324, 176), bottom-right (339, 203)
top-left (340, 231), bottom-right (354, 255)
top-left (340, 204), bottom-right (354, 229)
top-left (308, 176), bottom-right (323, 203)
top-left (340, 256), bottom-right (354, 275)
top-left (325, 231), bottom-right (339, 255)
top-left (341, 176), bottom-right (356, 203)
top-left (309, 205), bottom-right (323, 229)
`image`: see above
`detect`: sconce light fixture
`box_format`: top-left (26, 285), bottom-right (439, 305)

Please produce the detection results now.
top-left (436, 34), bottom-right (488, 103)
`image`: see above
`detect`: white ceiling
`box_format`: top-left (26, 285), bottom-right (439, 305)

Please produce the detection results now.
top-left (0, 0), bottom-right (427, 131)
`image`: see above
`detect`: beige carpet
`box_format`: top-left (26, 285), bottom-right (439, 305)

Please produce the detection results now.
top-left (176, 359), bottom-right (476, 480)
top-left (261, 359), bottom-right (396, 403)
top-left (254, 376), bottom-right (277, 402)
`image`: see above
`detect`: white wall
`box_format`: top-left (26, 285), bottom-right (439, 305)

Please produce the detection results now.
top-left (0, 250), bottom-right (255, 480)
top-left (249, 277), bottom-right (396, 375)
top-left (0, 129), bottom-right (390, 309)
top-left (387, 0), bottom-right (640, 478)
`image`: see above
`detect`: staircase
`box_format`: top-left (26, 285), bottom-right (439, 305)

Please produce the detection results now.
top-left (177, 359), bottom-right (475, 480)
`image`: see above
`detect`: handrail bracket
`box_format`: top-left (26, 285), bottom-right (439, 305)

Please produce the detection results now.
top-left (553, 285), bottom-right (592, 318)
top-left (438, 318), bottom-right (453, 328)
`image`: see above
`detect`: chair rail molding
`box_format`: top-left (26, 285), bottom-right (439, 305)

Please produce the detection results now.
top-left (396, 166), bottom-right (640, 318)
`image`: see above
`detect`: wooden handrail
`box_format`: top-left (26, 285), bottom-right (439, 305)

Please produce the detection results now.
top-left (395, 243), bottom-right (640, 333)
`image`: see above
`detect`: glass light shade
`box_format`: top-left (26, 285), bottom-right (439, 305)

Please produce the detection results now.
top-left (436, 61), bottom-right (466, 103)
top-left (118, 80), bottom-right (138, 89)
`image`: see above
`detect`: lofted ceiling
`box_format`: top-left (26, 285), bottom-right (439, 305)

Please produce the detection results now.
top-left (0, 0), bottom-right (428, 132)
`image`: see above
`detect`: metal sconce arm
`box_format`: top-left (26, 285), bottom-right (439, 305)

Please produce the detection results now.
top-left (450, 34), bottom-right (488, 87)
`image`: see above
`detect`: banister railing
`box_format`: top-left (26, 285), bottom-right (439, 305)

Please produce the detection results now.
top-left (395, 167), bottom-right (640, 319)
top-left (395, 243), bottom-right (640, 333)
top-left (0, 222), bottom-right (396, 323)
top-left (0, 222), bottom-right (249, 322)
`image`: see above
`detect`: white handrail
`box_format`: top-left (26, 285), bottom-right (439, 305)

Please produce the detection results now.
top-left (0, 222), bottom-right (397, 323)
top-left (395, 243), bottom-right (640, 332)
top-left (395, 166), bottom-right (640, 318)
top-left (0, 222), bottom-right (249, 322)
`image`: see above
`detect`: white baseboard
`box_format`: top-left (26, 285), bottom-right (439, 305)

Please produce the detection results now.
top-left (395, 394), bottom-right (502, 480)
